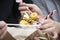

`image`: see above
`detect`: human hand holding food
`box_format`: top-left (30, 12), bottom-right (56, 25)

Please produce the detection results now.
top-left (20, 12), bottom-right (39, 25)
top-left (18, 2), bottom-right (43, 17)
top-left (0, 21), bottom-right (7, 39)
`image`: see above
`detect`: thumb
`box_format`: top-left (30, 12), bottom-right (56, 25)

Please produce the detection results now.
top-left (0, 21), bottom-right (6, 28)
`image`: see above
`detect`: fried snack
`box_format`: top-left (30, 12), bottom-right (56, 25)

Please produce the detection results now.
top-left (20, 12), bottom-right (39, 25)
top-left (30, 12), bottom-right (38, 20)
top-left (23, 17), bottom-right (29, 21)
top-left (19, 20), bottom-right (29, 25)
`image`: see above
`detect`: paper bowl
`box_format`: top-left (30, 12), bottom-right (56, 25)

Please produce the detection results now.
top-left (19, 24), bottom-right (41, 29)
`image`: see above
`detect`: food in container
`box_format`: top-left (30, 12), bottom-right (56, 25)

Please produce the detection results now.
top-left (19, 11), bottom-right (40, 28)
top-left (30, 12), bottom-right (38, 20)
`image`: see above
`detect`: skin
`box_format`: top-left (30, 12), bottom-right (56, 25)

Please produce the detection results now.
top-left (18, 3), bottom-right (43, 17)
top-left (18, 2), bottom-right (60, 39)
top-left (40, 16), bottom-right (59, 39)
top-left (0, 21), bottom-right (7, 39)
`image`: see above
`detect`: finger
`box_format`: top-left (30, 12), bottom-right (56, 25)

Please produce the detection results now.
top-left (46, 14), bottom-right (50, 19)
top-left (20, 11), bottom-right (31, 16)
top-left (52, 32), bottom-right (58, 39)
top-left (44, 15), bottom-right (50, 20)
top-left (46, 32), bottom-right (58, 40)
top-left (0, 21), bottom-right (6, 29)
top-left (42, 27), bottom-right (55, 32)
top-left (19, 2), bottom-right (26, 6)
top-left (0, 25), bottom-right (7, 37)
top-left (34, 37), bottom-right (40, 40)
top-left (40, 23), bottom-right (53, 30)
top-left (0, 28), bottom-right (7, 39)
top-left (42, 18), bottom-right (52, 25)
top-left (18, 6), bottom-right (29, 11)
top-left (41, 20), bottom-right (49, 25)
top-left (20, 3), bottom-right (35, 9)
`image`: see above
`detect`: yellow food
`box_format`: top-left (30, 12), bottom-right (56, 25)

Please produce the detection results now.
top-left (19, 20), bottom-right (29, 25)
top-left (28, 19), bottom-right (33, 24)
top-left (23, 17), bottom-right (29, 21)
top-left (30, 12), bottom-right (38, 20)
top-left (19, 12), bottom-right (39, 25)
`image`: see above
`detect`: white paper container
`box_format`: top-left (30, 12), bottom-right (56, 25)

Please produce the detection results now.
top-left (18, 24), bottom-right (41, 29)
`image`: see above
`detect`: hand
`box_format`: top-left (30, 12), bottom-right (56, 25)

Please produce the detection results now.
top-left (0, 21), bottom-right (7, 39)
top-left (39, 16), bottom-right (60, 39)
top-left (18, 3), bottom-right (43, 16)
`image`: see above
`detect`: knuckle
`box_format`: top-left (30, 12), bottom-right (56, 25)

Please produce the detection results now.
top-left (1, 21), bottom-right (5, 23)
top-left (0, 21), bottom-right (6, 25)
